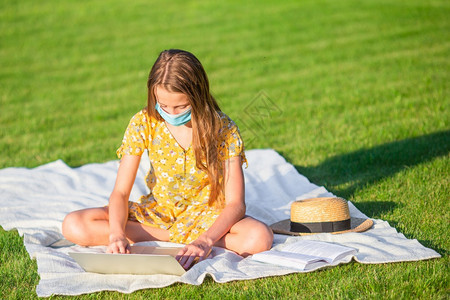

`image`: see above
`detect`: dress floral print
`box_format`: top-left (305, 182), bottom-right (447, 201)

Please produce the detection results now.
top-left (116, 108), bottom-right (247, 244)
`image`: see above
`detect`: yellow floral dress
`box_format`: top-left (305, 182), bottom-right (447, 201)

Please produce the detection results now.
top-left (116, 108), bottom-right (247, 244)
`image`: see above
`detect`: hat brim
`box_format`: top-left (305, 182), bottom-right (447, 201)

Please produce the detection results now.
top-left (270, 217), bottom-right (374, 236)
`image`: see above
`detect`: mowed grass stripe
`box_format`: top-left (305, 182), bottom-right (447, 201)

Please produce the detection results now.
top-left (207, 30), bottom-right (448, 92)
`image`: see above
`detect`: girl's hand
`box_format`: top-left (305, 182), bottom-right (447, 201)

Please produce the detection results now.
top-left (175, 238), bottom-right (213, 270)
top-left (107, 233), bottom-right (130, 254)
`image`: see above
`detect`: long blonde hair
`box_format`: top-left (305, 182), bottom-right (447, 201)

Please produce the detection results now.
top-left (147, 49), bottom-right (224, 207)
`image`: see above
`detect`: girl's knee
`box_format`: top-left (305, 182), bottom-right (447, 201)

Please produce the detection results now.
top-left (62, 211), bottom-right (82, 241)
top-left (241, 220), bottom-right (274, 255)
top-left (253, 222), bottom-right (274, 251)
top-left (62, 207), bottom-right (109, 246)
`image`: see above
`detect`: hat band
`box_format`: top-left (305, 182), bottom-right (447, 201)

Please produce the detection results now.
top-left (290, 218), bottom-right (351, 233)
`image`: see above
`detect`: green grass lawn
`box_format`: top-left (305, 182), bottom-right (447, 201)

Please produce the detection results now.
top-left (1, 0), bottom-right (448, 298)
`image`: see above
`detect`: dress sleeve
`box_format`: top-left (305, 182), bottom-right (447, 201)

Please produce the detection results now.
top-left (218, 116), bottom-right (248, 167)
top-left (116, 109), bottom-right (150, 159)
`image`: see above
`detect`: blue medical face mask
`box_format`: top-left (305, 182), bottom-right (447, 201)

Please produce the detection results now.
top-left (155, 102), bottom-right (192, 126)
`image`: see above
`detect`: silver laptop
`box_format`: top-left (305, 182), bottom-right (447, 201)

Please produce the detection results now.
top-left (69, 245), bottom-right (186, 276)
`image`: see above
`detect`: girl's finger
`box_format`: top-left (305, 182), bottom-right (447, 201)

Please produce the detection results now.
top-left (175, 247), bottom-right (189, 261)
top-left (182, 255), bottom-right (197, 269)
top-left (179, 250), bottom-right (198, 267)
top-left (179, 250), bottom-right (194, 266)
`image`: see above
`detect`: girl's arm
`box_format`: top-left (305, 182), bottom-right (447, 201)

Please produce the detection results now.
top-left (176, 155), bottom-right (245, 268)
top-left (107, 154), bottom-right (141, 254)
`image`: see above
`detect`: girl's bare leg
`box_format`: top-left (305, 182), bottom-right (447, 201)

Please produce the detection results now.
top-left (214, 216), bottom-right (273, 257)
top-left (63, 209), bottom-right (272, 256)
top-left (62, 207), bottom-right (169, 246)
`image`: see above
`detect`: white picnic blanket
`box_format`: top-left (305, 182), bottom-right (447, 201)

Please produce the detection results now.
top-left (0, 149), bottom-right (440, 297)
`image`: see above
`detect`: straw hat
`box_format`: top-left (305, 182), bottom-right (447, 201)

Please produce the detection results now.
top-left (270, 197), bottom-right (373, 235)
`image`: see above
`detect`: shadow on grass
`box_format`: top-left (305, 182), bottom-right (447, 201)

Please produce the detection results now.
top-left (293, 129), bottom-right (450, 200)
top-left (352, 201), bottom-right (401, 218)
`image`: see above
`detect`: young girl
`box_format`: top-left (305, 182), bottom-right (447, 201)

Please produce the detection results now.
top-left (62, 49), bottom-right (273, 269)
